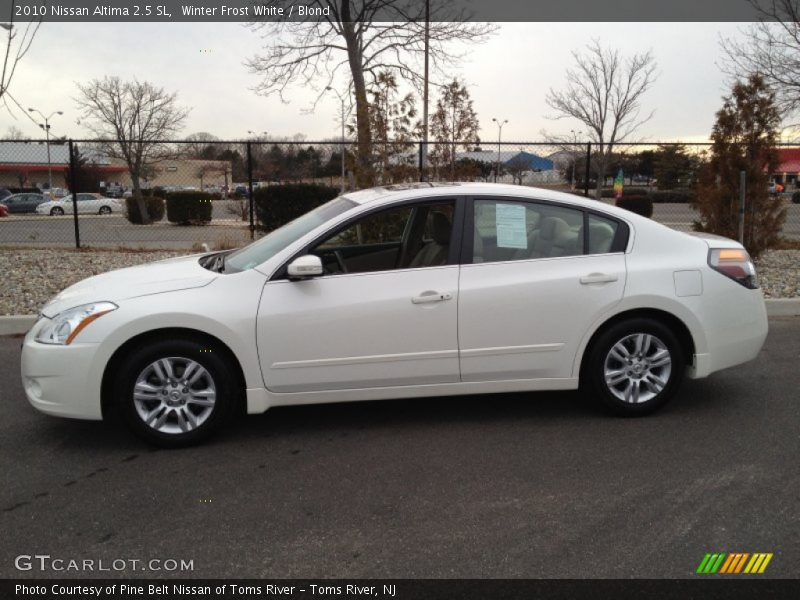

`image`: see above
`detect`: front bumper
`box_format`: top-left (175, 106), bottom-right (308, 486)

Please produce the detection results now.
top-left (20, 319), bottom-right (104, 420)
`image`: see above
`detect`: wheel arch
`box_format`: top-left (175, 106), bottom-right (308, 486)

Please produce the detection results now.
top-left (100, 327), bottom-right (247, 419)
top-left (576, 308), bottom-right (696, 385)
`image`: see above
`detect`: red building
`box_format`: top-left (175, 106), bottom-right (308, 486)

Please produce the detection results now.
top-left (772, 148), bottom-right (800, 189)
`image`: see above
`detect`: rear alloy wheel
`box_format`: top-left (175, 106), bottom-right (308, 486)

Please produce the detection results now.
top-left (98, 206), bottom-right (112, 215)
top-left (586, 318), bottom-right (684, 416)
top-left (116, 338), bottom-right (238, 446)
top-left (50, 207), bottom-right (64, 216)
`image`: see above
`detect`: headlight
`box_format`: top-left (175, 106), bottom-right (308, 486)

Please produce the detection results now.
top-left (35, 302), bottom-right (117, 345)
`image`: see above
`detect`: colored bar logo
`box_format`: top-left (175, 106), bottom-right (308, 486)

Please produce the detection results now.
top-left (696, 552), bottom-right (773, 574)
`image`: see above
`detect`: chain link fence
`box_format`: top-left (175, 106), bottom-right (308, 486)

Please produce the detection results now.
top-left (1, 139), bottom-right (798, 249)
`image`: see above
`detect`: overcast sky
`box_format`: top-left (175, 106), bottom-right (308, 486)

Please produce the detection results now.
top-left (1, 21), bottom-right (754, 144)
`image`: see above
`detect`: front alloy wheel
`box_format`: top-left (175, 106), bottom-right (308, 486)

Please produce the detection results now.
top-left (116, 338), bottom-right (238, 446)
top-left (133, 357), bottom-right (217, 435)
top-left (586, 318), bottom-right (684, 416)
top-left (50, 207), bottom-right (64, 216)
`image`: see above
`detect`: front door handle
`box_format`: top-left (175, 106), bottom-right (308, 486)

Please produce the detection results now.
top-left (580, 273), bottom-right (619, 285)
top-left (411, 291), bottom-right (453, 304)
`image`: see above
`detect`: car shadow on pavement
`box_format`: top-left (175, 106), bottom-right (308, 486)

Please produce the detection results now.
top-left (26, 378), bottom-right (738, 451)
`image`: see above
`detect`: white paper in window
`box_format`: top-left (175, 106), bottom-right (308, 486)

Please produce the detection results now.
top-left (495, 203), bottom-right (527, 249)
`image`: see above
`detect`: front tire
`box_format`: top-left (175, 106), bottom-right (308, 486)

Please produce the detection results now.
top-left (98, 206), bottom-right (112, 215)
top-left (50, 207), bottom-right (64, 216)
top-left (114, 338), bottom-right (238, 447)
top-left (585, 318), bottom-right (684, 416)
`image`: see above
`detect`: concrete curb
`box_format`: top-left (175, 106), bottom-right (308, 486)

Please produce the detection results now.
top-left (0, 315), bottom-right (37, 336)
top-left (2, 299), bottom-right (799, 337)
top-left (764, 298), bottom-right (800, 317)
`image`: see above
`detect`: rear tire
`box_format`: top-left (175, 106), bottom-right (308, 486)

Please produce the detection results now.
top-left (98, 206), bottom-right (112, 215)
top-left (585, 318), bottom-right (684, 416)
top-left (50, 207), bottom-right (64, 216)
top-left (114, 337), bottom-right (239, 447)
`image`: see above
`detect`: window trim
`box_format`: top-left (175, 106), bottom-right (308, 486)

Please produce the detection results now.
top-left (270, 196), bottom-right (466, 281)
top-left (462, 195), bottom-right (630, 266)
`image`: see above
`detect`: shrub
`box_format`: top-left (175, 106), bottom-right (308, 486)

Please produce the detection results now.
top-left (125, 196), bottom-right (165, 224)
top-left (600, 186), bottom-right (651, 198)
top-left (166, 191), bottom-right (213, 225)
top-left (792, 191), bottom-right (800, 204)
top-left (616, 195), bottom-right (653, 218)
top-left (254, 183), bottom-right (339, 232)
top-left (650, 190), bottom-right (692, 203)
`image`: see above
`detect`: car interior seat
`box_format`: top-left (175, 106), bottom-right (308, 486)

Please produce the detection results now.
top-left (588, 221), bottom-right (615, 254)
top-left (408, 211), bottom-right (451, 268)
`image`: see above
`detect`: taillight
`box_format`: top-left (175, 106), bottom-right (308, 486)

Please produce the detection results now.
top-left (708, 248), bottom-right (759, 289)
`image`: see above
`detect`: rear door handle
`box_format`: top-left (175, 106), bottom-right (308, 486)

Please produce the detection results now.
top-left (580, 273), bottom-right (619, 285)
top-left (412, 291), bottom-right (453, 304)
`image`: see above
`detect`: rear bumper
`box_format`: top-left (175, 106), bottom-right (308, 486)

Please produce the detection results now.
top-left (688, 288), bottom-right (768, 379)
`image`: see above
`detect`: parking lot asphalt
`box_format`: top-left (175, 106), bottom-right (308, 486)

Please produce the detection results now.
top-left (1, 203), bottom-right (799, 249)
top-left (0, 210), bottom-right (253, 250)
top-left (1, 318), bottom-right (798, 579)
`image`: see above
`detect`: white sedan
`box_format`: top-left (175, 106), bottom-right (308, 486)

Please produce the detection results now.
top-left (36, 193), bottom-right (123, 216)
top-left (21, 183), bottom-right (768, 446)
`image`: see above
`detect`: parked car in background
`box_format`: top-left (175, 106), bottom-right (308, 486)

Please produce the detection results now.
top-left (0, 188), bottom-right (11, 202)
top-left (21, 182), bottom-right (768, 447)
top-left (0, 203), bottom-right (8, 217)
top-left (36, 193), bottom-right (124, 216)
top-left (768, 181), bottom-right (785, 196)
top-left (39, 187), bottom-right (67, 199)
top-left (104, 183), bottom-right (125, 198)
top-left (2, 193), bottom-right (47, 214)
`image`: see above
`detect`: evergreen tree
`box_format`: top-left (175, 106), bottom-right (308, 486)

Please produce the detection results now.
top-left (693, 74), bottom-right (785, 259)
top-left (430, 80), bottom-right (480, 181)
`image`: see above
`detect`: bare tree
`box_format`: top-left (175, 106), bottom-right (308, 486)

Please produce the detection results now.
top-left (1, 2), bottom-right (43, 110)
top-left (4, 125), bottom-right (26, 139)
top-left (246, 0), bottom-right (494, 188)
top-left (546, 40), bottom-right (657, 198)
top-left (184, 131), bottom-right (221, 159)
top-left (75, 77), bottom-right (189, 223)
top-left (720, 1), bottom-right (800, 120)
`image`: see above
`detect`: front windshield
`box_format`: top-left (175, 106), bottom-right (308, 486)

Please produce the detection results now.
top-left (225, 197), bottom-right (356, 271)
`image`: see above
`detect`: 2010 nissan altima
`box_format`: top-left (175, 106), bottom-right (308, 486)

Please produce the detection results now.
top-left (21, 183), bottom-right (768, 446)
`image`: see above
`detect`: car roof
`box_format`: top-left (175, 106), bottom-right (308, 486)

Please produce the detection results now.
top-left (341, 182), bottom-right (642, 222)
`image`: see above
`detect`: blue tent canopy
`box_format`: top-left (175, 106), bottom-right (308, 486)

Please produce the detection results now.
top-left (502, 151), bottom-right (554, 172)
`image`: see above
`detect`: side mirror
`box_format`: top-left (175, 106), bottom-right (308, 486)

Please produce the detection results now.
top-left (287, 255), bottom-right (323, 279)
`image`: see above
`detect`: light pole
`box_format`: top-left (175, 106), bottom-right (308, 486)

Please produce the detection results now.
top-left (326, 86), bottom-right (347, 194)
top-left (570, 129), bottom-right (582, 190)
top-left (28, 107), bottom-right (63, 190)
top-left (492, 118), bottom-right (507, 183)
top-left (421, 0), bottom-right (430, 181)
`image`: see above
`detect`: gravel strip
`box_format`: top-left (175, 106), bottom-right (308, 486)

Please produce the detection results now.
top-left (0, 247), bottom-right (798, 316)
top-left (755, 249), bottom-right (800, 299)
top-left (1, 248), bottom-right (190, 315)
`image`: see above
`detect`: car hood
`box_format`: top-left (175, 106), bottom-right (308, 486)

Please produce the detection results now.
top-left (40, 254), bottom-right (216, 317)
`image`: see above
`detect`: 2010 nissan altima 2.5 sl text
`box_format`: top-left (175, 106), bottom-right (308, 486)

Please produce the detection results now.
top-left (20, 183), bottom-right (768, 446)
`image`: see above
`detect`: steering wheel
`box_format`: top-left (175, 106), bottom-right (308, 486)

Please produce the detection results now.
top-left (333, 250), bottom-right (348, 273)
